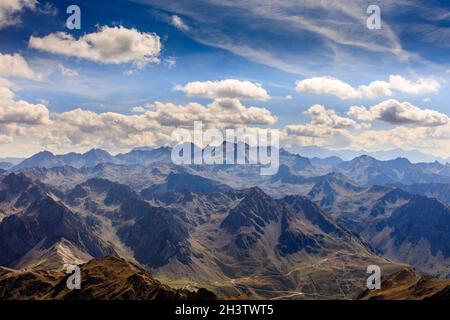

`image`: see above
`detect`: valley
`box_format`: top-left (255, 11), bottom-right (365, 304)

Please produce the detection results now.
top-left (1, 146), bottom-right (449, 300)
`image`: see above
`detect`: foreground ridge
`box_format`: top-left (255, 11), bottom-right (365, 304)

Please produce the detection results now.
top-left (357, 268), bottom-right (450, 300)
top-left (0, 255), bottom-right (216, 300)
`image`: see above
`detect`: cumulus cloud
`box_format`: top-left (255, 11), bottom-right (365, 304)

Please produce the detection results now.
top-left (0, 53), bottom-right (41, 80)
top-left (0, 0), bottom-right (36, 29)
top-left (0, 99), bottom-right (49, 126)
top-left (0, 81), bottom-right (50, 128)
top-left (171, 15), bottom-right (189, 31)
top-left (43, 98), bottom-right (276, 150)
top-left (296, 75), bottom-right (440, 100)
top-left (284, 125), bottom-right (333, 138)
top-left (296, 77), bottom-right (362, 100)
top-left (29, 26), bottom-right (161, 68)
top-left (388, 75), bottom-right (440, 95)
top-left (284, 104), bottom-right (366, 140)
top-left (131, 106), bottom-right (146, 113)
top-left (306, 104), bottom-right (359, 129)
top-left (0, 86), bottom-right (277, 154)
top-left (348, 99), bottom-right (449, 127)
top-left (152, 98), bottom-right (276, 127)
top-left (0, 79), bottom-right (15, 99)
top-left (174, 79), bottom-right (270, 100)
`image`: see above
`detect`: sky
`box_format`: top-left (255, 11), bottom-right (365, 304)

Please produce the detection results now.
top-left (1, 0), bottom-right (450, 159)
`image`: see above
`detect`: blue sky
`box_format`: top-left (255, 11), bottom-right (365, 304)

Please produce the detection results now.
top-left (1, 0), bottom-right (450, 158)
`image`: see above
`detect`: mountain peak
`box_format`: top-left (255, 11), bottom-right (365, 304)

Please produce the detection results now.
top-left (242, 186), bottom-right (268, 199)
top-left (35, 150), bottom-right (54, 157)
top-left (388, 157), bottom-right (412, 165)
top-left (84, 148), bottom-right (110, 156)
top-left (354, 155), bottom-right (376, 162)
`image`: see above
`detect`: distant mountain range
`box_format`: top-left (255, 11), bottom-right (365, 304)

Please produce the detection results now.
top-left (291, 146), bottom-right (450, 164)
top-left (9, 147), bottom-right (450, 188)
top-left (335, 155), bottom-right (450, 186)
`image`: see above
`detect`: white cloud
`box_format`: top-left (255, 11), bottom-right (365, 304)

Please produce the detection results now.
top-left (0, 52), bottom-right (47, 133)
top-left (43, 98), bottom-right (276, 151)
top-left (388, 75), bottom-right (440, 95)
top-left (283, 104), bottom-right (365, 140)
top-left (296, 77), bottom-right (362, 100)
top-left (0, 78), bottom-right (15, 99)
top-left (153, 98), bottom-right (276, 127)
top-left (283, 104), bottom-right (450, 158)
top-left (58, 64), bottom-right (79, 77)
top-left (0, 87), bottom-right (276, 154)
top-left (0, 53), bottom-right (41, 80)
top-left (306, 104), bottom-right (358, 129)
top-left (174, 79), bottom-right (270, 100)
top-left (131, 106), bottom-right (146, 113)
top-left (296, 75), bottom-right (440, 100)
top-left (348, 99), bottom-right (449, 127)
top-left (0, 0), bottom-right (36, 29)
top-left (0, 82), bottom-right (49, 127)
top-left (171, 15), bottom-right (189, 31)
top-left (29, 26), bottom-right (161, 68)
top-left (285, 124), bottom-right (333, 138)
top-left (0, 99), bottom-right (49, 126)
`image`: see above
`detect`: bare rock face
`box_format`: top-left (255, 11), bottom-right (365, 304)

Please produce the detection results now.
top-left (0, 174), bottom-right (114, 269)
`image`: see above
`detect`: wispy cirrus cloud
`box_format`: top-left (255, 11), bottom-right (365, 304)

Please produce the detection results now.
top-left (135, 0), bottom-right (430, 74)
top-left (171, 15), bottom-right (189, 31)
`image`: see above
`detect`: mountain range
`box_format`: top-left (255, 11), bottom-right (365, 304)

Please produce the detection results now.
top-left (1, 146), bottom-right (449, 300)
top-left (291, 146), bottom-right (450, 164)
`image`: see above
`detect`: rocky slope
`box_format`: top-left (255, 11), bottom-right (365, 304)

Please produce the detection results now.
top-left (308, 175), bottom-right (450, 277)
top-left (357, 268), bottom-right (450, 300)
top-left (0, 255), bottom-right (216, 300)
